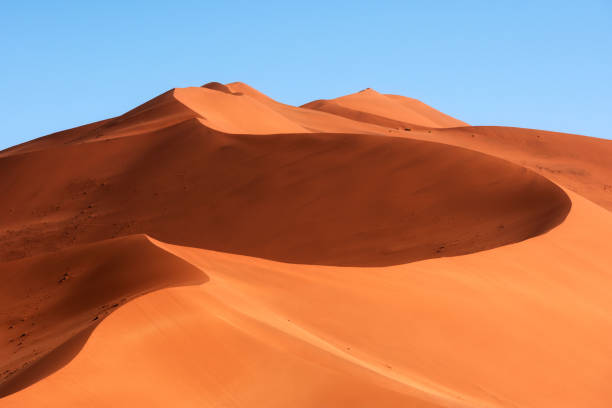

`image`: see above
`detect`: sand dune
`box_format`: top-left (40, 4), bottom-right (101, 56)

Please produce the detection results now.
top-left (2, 191), bottom-right (611, 407)
top-left (0, 82), bottom-right (391, 159)
top-left (0, 82), bottom-right (610, 407)
top-left (302, 88), bottom-right (468, 129)
top-left (0, 234), bottom-right (205, 398)
top-left (0, 118), bottom-right (569, 265)
top-left (299, 87), bottom-right (612, 211)
top-left (223, 82), bottom-right (392, 134)
top-left (404, 125), bottom-right (612, 211)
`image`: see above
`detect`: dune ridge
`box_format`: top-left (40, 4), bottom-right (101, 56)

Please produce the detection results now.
top-left (406, 125), bottom-right (612, 211)
top-left (0, 234), bottom-right (206, 398)
top-left (0, 82), bottom-right (391, 159)
top-left (0, 117), bottom-right (570, 265)
top-left (4, 82), bottom-right (608, 214)
top-left (302, 88), bottom-right (468, 129)
top-left (298, 87), bottom-right (612, 211)
top-left (0, 81), bottom-right (611, 407)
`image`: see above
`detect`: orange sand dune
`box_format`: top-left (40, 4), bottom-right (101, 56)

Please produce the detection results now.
top-left (224, 82), bottom-right (392, 134)
top-left (0, 82), bottom-right (390, 159)
top-left (0, 118), bottom-right (569, 265)
top-left (302, 87), bottom-right (468, 129)
top-left (0, 82), bottom-right (611, 408)
top-left (2, 191), bottom-right (611, 407)
top-left (391, 126), bottom-right (612, 211)
top-left (0, 234), bottom-right (205, 398)
top-left (300, 87), bottom-right (612, 211)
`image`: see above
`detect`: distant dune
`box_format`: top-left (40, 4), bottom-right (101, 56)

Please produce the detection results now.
top-left (302, 87), bottom-right (468, 129)
top-left (1, 82), bottom-right (611, 407)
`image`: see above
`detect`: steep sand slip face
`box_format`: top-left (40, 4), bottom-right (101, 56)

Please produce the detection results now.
top-left (1, 191), bottom-right (611, 407)
top-left (224, 82), bottom-right (391, 134)
top-left (0, 234), bottom-right (206, 397)
top-left (161, 192), bottom-right (612, 408)
top-left (173, 87), bottom-right (309, 134)
top-left (0, 120), bottom-right (569, 265)
top-left (302, 88), bottom-right (468, 129)
top-left (399, 126), bottom-right (612, 211)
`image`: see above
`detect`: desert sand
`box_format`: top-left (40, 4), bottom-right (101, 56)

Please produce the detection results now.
top-left (1, 82), bottom-right (611, 407)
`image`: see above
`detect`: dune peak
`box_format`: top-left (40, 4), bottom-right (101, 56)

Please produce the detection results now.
top-left (358, 87), bottom-right (379, 94)
top-left (201, 81), bottom-right (235, 95)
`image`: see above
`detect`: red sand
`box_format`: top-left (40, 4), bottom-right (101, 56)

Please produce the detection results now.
top-left (1, 82), bottom-right (611, 407)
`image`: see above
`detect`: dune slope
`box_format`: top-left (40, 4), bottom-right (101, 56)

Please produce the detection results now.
top-left (2, 191), bottom-right (611, 408)
top-left (0, 82), bottom-right (394, 160)
top-left (0, 234), bottom-right (206, 397)
top-left (302, 88), bottom-right (468, 129)
top-left (0, 119), bottom-right (569, 266)
top-left (402, 126), bottom-right (612, 211)
top-left (300, 88), bottom-right (612, 211)
top-left (0, 82), bottom-right (610, 408)
top-left (224, 82), bottom-right (392, 134)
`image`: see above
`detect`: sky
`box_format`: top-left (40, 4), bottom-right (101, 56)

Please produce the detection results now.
top-left (1, 1), bottom-right (611, 150)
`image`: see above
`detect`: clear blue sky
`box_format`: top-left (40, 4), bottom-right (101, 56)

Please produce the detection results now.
top-left (1, 1), bottom-right (611, 150)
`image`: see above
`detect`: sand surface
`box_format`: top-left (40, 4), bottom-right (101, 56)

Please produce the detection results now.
top-left (1, 82), bottom-right (611, 407)
top-left (302, 88), bottom-right (468, 129)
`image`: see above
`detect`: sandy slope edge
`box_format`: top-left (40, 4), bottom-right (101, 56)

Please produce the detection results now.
top-left (1, 189), bottom-right (611, 407)
top-left (0, 234), bottom-right (207, 398)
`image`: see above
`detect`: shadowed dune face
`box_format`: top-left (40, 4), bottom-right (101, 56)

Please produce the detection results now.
top-left (395, 126), bottom-right (612, 211)
top-left (1, 192), bottom-right (610, 408)
top-left (0, 119), bottom-right (570, 266)
top-left (0, 234), bottom-right (207, 397)
top-left (300, 86), bottom-right (612, 212)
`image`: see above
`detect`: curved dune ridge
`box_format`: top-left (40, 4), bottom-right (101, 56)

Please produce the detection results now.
top-left (0, 119), bottom-right (570, 266)
top-left (0, 82), bottom-right (611, 407)
top-left (404, 125), bottom-right (612, 211)
top-left (0, 235), bottom-right (206, 398)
